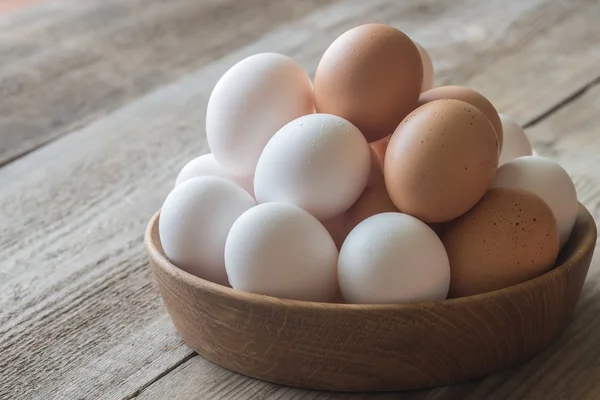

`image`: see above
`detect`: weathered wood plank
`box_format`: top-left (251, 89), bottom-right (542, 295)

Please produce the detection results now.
top-left (0, 0), bottom-right (336, 166)
top-left (135, 355), bottom-right (477, 400)
top-left (1, 0), bottom-right (599, 398)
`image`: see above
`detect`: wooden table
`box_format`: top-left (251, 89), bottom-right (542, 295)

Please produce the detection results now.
top-left (1, 0), bottom-right (599, 398)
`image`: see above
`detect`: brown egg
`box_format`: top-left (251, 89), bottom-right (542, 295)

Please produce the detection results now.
top-left (442, 187), bottom-right (560, 298)
top-left (384, 99), bottom-right (498, 223)
top-left (414, 42), bottom-right (434, 92)
top-left (418, 86), bottom-right (503, 149)
top-left (314, 24), bottom-right (423, 142)
top-left (346, 148), bottom-right (398, 228)
top-left (370, 134), bottom-right (390, 169)
top-left (323, 148), bottom-right (398, 249)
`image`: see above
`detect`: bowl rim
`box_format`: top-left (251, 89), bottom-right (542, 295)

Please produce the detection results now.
top-left (145, 203), bottom-right (596, 311)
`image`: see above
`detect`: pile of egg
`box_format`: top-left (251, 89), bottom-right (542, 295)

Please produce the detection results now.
top-left (159, 23), bottom-right (578, 304)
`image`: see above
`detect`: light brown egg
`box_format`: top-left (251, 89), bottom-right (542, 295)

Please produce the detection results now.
top-left (442, 187), bottom-right (560, 298)
top-left (323, 148), bottom-right (398, 249)
top-left (370, 134), bottom-right (390, 169)
top-left (314, 24), bottom-right (423, 142)
top-left (346, 149), bottom-right (398, 228)
top-left (384, 99), bottom-right (498, 223)
top-left (415, 42), bottom-right (434, 92)
top-left (418, 86), bottom-right (504, 150)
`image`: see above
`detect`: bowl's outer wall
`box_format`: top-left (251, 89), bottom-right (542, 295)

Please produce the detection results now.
top-left (145, 205), bottom-right (596, 392)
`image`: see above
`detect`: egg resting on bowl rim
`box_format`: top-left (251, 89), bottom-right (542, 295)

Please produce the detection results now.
top-left (492, 155), bottom-right (578, 248)
top-left (338, 212), bottom-right (450, 304)
top-left (158, 176), bottom-right (256, 286)
top-left (442, 187), bottom-right (560, 298)
top-left (225, 202), bottom-right (338, 302)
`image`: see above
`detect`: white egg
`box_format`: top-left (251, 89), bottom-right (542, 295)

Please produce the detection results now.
top-left (225, 202), bottom-right (338, 302)
top-left (338, 212), bottom-right (450, 304)
top-left (159, 176), bottom-right (256, 285)
top-left (492, 156), bottom-right (578, 247)
top-left (175, 154), bottom-right (254, 196)
top-left (254, 114), bottom-right (371, 220)
top-left (498, 114), bottom-right (533, 165)
top-left (206, 53), bottom-right (314, 178)
top-left (415, 42), bottom-right (434, 92)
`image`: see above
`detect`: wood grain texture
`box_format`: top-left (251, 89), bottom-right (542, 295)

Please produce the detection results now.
top-left (1, 0), bottom-right (600, 398)
top-left (0, 0), bottom-right (336, 166)
top-left (136, 355), bottom-right (480, 400)
top-left (145, 206), bottom-right (595, 391)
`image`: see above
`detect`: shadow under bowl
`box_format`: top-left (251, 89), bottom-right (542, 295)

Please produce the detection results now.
top-left (144, 204), bottom-right (596, 392)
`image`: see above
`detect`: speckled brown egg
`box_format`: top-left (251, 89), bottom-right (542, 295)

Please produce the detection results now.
top-left (419, 86), bottom-right (504, 150)
top-left (384, 99), bottom-right (498, 223)
top-left (314, 24), bottom-right (423, 142)
top-left (323, 148), bottom-right (398, 249)
top-left (442, 187), bottom-right (560, 298)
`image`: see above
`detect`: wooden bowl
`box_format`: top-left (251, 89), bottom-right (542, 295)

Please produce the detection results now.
top-left (144, 204), bottom-right (596, 392)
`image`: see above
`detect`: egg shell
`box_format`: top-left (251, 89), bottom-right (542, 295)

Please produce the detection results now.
top-left (254, 113), bottom-right (371, 220)
top-left (498, 114), bottom-right (533, 165)
top-left (345, 149), bottom-right (398, 233)
top-left (175, 154), bottom-right (254, 196)
top-left (206, 52), bottom-right (314, 177)
top-left (492, 155), bottom-right (578, 247)
top-left (419, 86), bottom-right (503, 150)
top-left (314, 24), bottom-right (423, 142)
top-left (175, 154), bottom-right (223, 185)
top-left (323, 148), bottom-right (398, 249)
top-left (442, 187), bottom-right (560, 298)
top-left (384, 99), bottom-right (499, 223)
top-left (415, 42), bottom-right (434, 92)
top-left (370, 134), bottom-right (390, 170)
top-left (224, 202), bottom-right (338, 302)
top-left (159, 176), bottom-right (256, 285)
top-left (338, 212), bottom-right (450, 304)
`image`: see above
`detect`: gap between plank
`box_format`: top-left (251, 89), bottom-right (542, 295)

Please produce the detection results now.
top-left (0, 117), bottom-right (97, 169)
top-left (124, 351), bottom-right (197, 400)
top-left (524, 75), bottom-right (600, 128)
